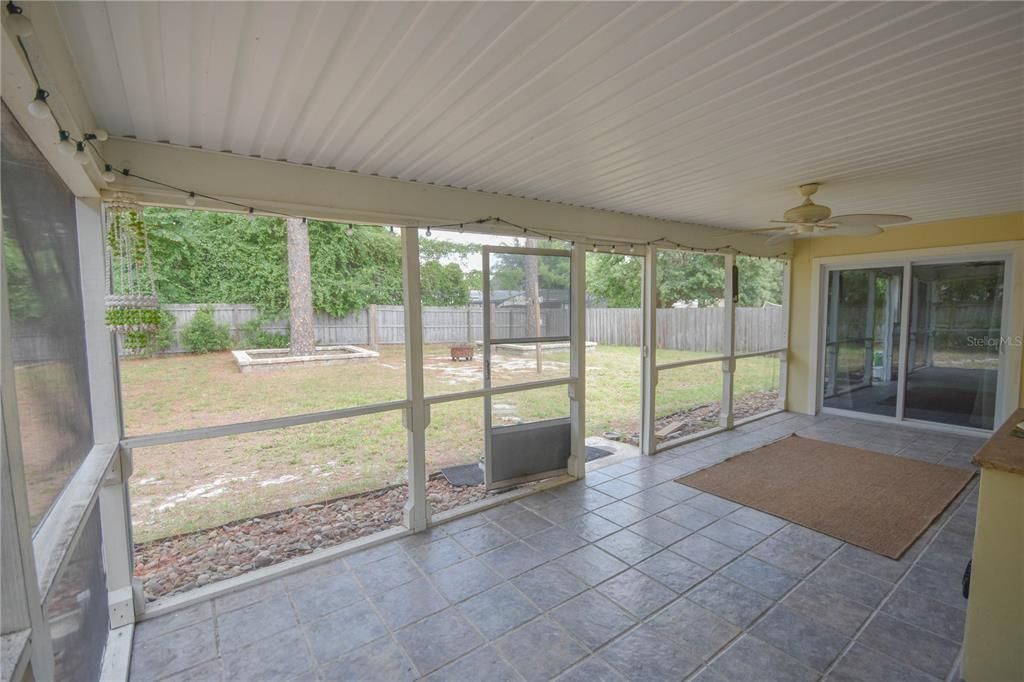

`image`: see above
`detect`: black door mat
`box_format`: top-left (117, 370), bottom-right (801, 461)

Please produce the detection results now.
top-left (440, 446), bottom-right (615, 488)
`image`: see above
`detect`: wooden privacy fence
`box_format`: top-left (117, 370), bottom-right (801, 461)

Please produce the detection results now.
top-left (154, 304), bottom-right (785, 355)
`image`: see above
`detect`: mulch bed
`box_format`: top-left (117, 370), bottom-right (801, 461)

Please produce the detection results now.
top-left (134, 476), bottom-right (488, 601)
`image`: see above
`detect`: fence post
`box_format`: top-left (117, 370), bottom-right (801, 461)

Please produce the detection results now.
top-left (368, 305), bottom-right (378, 350)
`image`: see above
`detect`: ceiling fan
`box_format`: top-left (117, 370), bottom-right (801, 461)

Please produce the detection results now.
top-left (751, 183), bottom-right (911, 243)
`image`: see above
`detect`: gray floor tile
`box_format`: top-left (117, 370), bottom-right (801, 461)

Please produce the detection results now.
top-left (750, 606), bottom-right (849, 672)
top-left (522, 525), bottom-right (588, 560)
top-left (429, 557), bottom-right (502, 603)
top-left (404, 536), bottom-right (473, 573)
top-left (550, 591), bottom-right (636, 649)
top-left (130, 620), bottom-right (217, 681)
top-left (635, 551), bottom-right (710, 593)
top-left (881, 586), bottom-right (966, 642)
top-left (858, 614), bottom-right (961, 680)
top-left (593, 500), bottom-right (650, 526)
top-left (213, 580), bottom-right (285, 615)
top-left (747, 536), bottom-right (823, 577)
top-left (531, 500), bottom-right (588, 525)
top-left (622, 490), bottom-right (676, 514)
top-left (685, 575), bottom-right (773, 627)
top-left (596, 569), bottom-right (677, 618)
top-left (426, 645), bottom-right (522, 682)
top-left (222, 627), bottom-right (314, 682)
top-left (687, 493), bottom-right (742, 517)
top-left (705, 635), bottom-right (818, 682)
top-left (807, 558), bottom-right (892, 607)
top-left (452, 523), bottom-right (518, 555)
top-left (627, 515), bottom-right (692, 547)
top-left (699, 518), bottom-right (767, 551)
top-left (773, 524), bottom-right (843, 558)
top-left (320, 635), bottom-right (416, 682)
top-left (720, 556), bottom-right (799, 600)
top-left (649, 481), bottom-right (702, 502)
top-left (646, 598), bottom-right (740, 660)
top-left (657, 503), bottom-right (718, 531)
top-left (288, 571), bottom-right (363, 622)
top-left (555, 657), bottom-right (625, 682)
top-left (459, 583), bottom-right (540, 639)
top-left (484, 502), bottom-right (528, 521)
top-left (372, 576), bottom-right (448, 629)
top-left (495, 617), bottom-right (588, 682)
top-left (556, 545), bottom-right (629, 586)
top-left (133, 601), bottom-right (213, 643)
top-left (439, 511), bottom-right (489, 535)
top-left (669, 533), bottom-right (740, 571)
top-left (351, 552), bottom-right (422, 596)
top-left (558, 513), bottom-right (622, 542)
top-left (496, 510), bottom-right (555, 539)
top-left (217, 594), bottom-right (297, 653)
top-left (781, 582), bottom-right (873, 637)
top-left (395, 608), bottom-right (485, 675)
top-left (512, 564), bottom-right (588, 611)
top-left (901, 563), bottom-right (966, 610)
top-left (344, 541), bottom-right (403, 569)
top-left (304, 599), bottom-right (389, 665)
top-left (282, 557), bottom-right (349, 591)
top-left (826, 642), bottom-right (940, 682)
top-left (834, 544), bottom-right (908, 583)
top-left (595, 529), bottom-right (663, 564)
top-left (157, 658), bottom-right (223, 682)
top-left (725, 507), bottom-right (787, 535)
top-left (600, 624), bottom-right (704, 681)
top-left (480, 540), bottom-right (547, 579)
top-left (594, 478), bottom-right (644, 499)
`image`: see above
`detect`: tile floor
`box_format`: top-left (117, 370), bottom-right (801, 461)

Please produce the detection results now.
top-left (128, 412), bottom-right (983, 682)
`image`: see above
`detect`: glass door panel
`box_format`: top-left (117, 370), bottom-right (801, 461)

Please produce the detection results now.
top-left (904, 261), bottom-right (1004, 429)
top-left (822, 267), bottom-right (903, 417)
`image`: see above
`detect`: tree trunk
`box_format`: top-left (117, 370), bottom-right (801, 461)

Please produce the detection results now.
top-left (524, 240), bottom-right (543, 372)
top-left (286, 217), bottom-right (316, 356)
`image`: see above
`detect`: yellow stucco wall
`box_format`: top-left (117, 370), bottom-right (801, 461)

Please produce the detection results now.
top-left (785, 213), bottom-right (1024, 414)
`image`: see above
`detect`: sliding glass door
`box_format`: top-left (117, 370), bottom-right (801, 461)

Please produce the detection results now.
top-left (821, 258), bottom-right (1009, 431)
top-left (904, 262), bottom-right (1004, 429)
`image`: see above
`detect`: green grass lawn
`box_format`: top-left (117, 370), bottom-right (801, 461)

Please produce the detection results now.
top-left (122, 345), bottom-right (778, 541)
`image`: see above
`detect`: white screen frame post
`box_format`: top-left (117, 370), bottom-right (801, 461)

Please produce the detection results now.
top-left (401, 226), bottom-right (430, 532)
top-left (640, 245), bottom-right (658, 456)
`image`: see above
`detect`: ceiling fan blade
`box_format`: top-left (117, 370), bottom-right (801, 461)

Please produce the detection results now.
top-left (747, 226), bottom-right (790, 234)
top-left (828, 213), bottom-right (912, 228)
top-left (764, 231), bottom-right (793, 244)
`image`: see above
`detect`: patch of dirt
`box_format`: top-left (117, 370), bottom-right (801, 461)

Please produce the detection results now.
top-left (134, 476), bottom-right (488, 601)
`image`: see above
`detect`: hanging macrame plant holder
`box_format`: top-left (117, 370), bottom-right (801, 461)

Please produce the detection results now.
top-left (104, 193), bottom-right (160, 355)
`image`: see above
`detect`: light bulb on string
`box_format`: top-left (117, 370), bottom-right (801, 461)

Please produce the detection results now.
top-left (425, 226), bottom-right (432, 237)
top-left (92, 129), bottom-right (109, 142)
top-left (27, 88), bottom-right (50, 119)
top-left (629, 244), bottom-right (635, 254)
top-left (458, 223), bottom-right (464, 234)
top-left (247, 207), bottom-right (255, 221)
top-left (57, 130), bottom-right (75, 156)
top-left (72, 141), bottom-right (89, 165)
top-left (6, 2), bottom-right (32, 37)
top-left (610, 244), bottom-right (617, 254)
top-left (389, 226), bottom-right (396, 235)
top-left (346, 224), bottom-right (354, 237)
top-left (101, 164), bottom-right (117, 183)
top-left (185, 192), bottom-right (197, 207)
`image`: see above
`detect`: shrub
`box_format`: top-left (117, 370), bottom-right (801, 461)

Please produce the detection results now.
top-left (154, 309), bottom-right (177, 353)
top-left (180, 306), bottom-right (231, 354)
top-left (240, 318), bottom-right (290, 349)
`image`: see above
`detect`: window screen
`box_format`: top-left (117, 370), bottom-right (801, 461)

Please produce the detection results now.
top-left (2, 103), bottom-right (94, 529)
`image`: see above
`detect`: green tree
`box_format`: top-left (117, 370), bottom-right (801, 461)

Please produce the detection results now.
top-left (421, 261), bottom-right (470, 306)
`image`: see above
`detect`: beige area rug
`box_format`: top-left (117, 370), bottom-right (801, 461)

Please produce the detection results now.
top-left (677, 435), bottom-right (973, 559)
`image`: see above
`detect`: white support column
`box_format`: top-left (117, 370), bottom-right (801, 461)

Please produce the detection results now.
top-left (825, 270), bottom-right (841, 398)
top-left (76, 198), bottom-right (137, 626)
top-left (640, 246), bottom-right (658, 455)
top-left (778, 260), bottom-right (792, 410)
top-left (567, 244), bottom-right (587, 478)
top-left (401, 228), bottom-right (430, 531)
top-left (720, 255), bottom-right (737, 430)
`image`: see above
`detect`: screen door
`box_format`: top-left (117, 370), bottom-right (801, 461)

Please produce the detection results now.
top-left (482, 246), bottom-right (576, 489)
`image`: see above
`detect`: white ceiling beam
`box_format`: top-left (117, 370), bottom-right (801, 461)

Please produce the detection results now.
top-left (100, 137), bottom-right (789, 257)
top-left (1, 3), bottom-right (104, 197)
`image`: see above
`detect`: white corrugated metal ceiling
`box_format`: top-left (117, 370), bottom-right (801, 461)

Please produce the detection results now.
top-left (54, 1), bottom-right (1024, 230)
